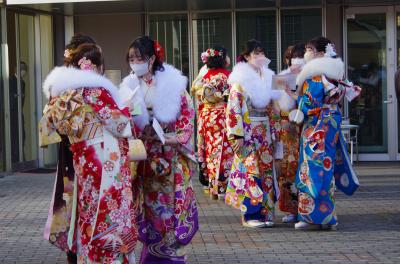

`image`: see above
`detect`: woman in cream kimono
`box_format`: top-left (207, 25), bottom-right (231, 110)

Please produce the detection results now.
top-left (39, 43), bottom-right (138, 263)
top-left (225, 39), bottom-right (281, 228)
top-left (119, 36), bottom-right (198, 263)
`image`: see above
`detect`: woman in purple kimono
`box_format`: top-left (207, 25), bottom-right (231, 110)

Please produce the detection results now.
top-left (119, 36), bottom-right (199, 263)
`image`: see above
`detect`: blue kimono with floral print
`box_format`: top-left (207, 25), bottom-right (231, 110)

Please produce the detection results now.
top-left (296, 76), bottom-right (358, 225)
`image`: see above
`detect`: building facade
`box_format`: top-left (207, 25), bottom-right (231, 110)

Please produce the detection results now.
top-left (1, 0), bottom-right (399, 172)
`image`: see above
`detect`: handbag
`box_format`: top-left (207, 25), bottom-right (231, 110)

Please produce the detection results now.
top-left (128, 124), bottom-right (147, 161)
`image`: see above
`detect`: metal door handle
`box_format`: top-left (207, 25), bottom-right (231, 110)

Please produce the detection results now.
top-left (383, 100), bottom-right (392, 104)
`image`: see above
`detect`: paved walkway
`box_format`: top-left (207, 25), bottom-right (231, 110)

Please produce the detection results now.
top-left (0, 163), bottom-right (399, 263)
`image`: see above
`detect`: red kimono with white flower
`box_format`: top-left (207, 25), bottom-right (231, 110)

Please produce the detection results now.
top-left (40, 87), bottom-right (138, 263)
top-left (195, 68), bottom-right (234, 196)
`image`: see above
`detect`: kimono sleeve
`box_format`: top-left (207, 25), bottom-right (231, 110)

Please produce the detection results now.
top-left (297, 77), bottom-right (324, 116)
top-left (175, 90), bottom-right (195, 153)
top-left (226, 83), bottom-right (245, 140)
top-left (83, 87), bottom-right (132, 138)
top-left (267, 105), bottom-right (281, 142)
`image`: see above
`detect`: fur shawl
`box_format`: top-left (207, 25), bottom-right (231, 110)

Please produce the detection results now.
top-left (296, 57), bottom-right (345, 87)
top-left (228, 62), bottom-right (280, 108)
top-left (119, 63), bottom-right (188, 128)
top-left (43, 66), bottom-right (123, 108)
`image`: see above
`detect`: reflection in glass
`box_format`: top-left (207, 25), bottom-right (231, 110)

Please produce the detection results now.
top-left (149, 14), bottom-right (189, 77)
top-left (281, 9), bottom-right (321, 69)
top-left (0, 13), bottom-right (4, 171)
top-left (347, 13), bottom-right (387, 153)
top-left (236, 11), bottom-right (277, 72)
top-left (192, 13), bottom-right (232, 75)
top-left (40, 15), bottom-right (57, 167)
top-left (19, 15), bottom-right (37, 163)
top-left (397, 13), bottom-right (400, 153)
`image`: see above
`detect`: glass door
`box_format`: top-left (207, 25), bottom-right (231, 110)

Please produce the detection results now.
top-left (345, 6), bottom-right (397, 160)
top-left (7, 11), bottom-right (38, 171)
top-left (396, 6), bottom-right (400, 160)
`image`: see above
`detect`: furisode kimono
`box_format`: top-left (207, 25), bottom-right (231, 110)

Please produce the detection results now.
top-left (39, 66), bottom-right (138, 263)
top-left (295, 57), bottom-right (358, 225)
top-left (274, 73), bottom-right (301, 216)
top-left (119, 64), bottom-right (199, 264)
top-left (224, 62), bottom-right (281, 222)
top-left (193, 68), bottom-right (234, 197)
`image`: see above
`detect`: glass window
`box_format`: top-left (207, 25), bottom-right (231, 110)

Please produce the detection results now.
top-left (235, 0), bottom-right (276, 9)
top-left (236, 11), bottom-right (277, 72)
top-left (7, 10), bottom-right (38, 170)
top-left (40, 15), bottom-right (57, 167)
top-left (189, 0), bottom-right (231, 10)
top-left (146, 0), bottom-right (186, 12)
top-left (0, 9), bottom-right (4, 172)
top-left (281, 8), bottom-right (322, 70)
top-left (280, 0), bottom-right (321, 6)
top-left (192, 12), bottom-right (232, 75)
top-left (347, 13), bottom-right (387, 153)
top-left (149, 14), bottom-right (189, 76)
top-left (397, 12), bottom-right (400, 153)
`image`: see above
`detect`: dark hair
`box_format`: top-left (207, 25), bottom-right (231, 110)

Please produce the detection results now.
top-left (126, 35), bottom-right (164, 73)
top-left (65, 33), bottom-right (96, 50)
top-left (288, 43), bottom-right (305, 66)
top-left (306, 36), bottom-right (335, 56)
top-left (64, 33), bottom-right (97, 66)
top-left (205, 45), bottom-right (228, 69)
top-left (283, 45), bottom-right (294, 67)
top-left (66, 43), bottom-right (103, 71)
top-left (237, 39), bottom-right (265, 63)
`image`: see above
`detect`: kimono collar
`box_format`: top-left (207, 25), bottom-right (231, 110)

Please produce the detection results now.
top-left (119, 63), bottom-right (187, 127)
top-left (296, 57), bottom-right (345, 87)
top-left (228, 62), bottom-right (277, 108)
top-left (43, 66), bottom-right (123, 108)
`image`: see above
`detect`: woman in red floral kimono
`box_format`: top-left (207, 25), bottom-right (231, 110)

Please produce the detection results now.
top-left (39, 43), bottom-right (138, 263)
top-left (192, 46), bottom-right (234, 200)
top-left (119, 36), bottom-right (198, 263)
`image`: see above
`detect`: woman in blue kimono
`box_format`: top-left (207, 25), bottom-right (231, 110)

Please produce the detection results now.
top-left (286, 37), bottom-right (358, 230)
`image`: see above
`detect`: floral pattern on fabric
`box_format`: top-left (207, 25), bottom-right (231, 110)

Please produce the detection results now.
top-left (133, 91), bottom-right (199, 262)
top-left (296, 76), bottom-right (341, 225)
top-left (40, 88), bottom-right (138, 263)
top-left (224, 83), bottom-right (276, 221)
top-left (196, 68), bottom-right (234, 196)
top-left (275, 112), bottom-right (301, 215)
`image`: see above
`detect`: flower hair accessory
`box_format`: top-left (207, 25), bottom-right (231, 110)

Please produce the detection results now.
top-left (200, 48), bottom-right (224, 63)
top-left (64, 49), bottom-right (71, 59)
top-left (78, 57), bottom-right (96, 71)
top-left (154, 40), bottom-right (165, 62)
top-left (325, 43), bottom-right (337, 58)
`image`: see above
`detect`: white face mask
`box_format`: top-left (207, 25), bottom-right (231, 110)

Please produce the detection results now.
top-left (291, 58), bottom-right (306, 66)
top-left (130, 62), bottom-right (149, 77)
top-left (251, 55), bottom-right (271, 69)
top-left (304, 51), bottom-right (315, 63)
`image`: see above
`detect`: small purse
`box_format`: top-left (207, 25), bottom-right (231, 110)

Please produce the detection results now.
top-left (128, 125), bottom-right (147, 161)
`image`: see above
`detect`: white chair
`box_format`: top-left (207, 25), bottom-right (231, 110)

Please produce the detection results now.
top-left (341, 119), bottom-right (359, 164)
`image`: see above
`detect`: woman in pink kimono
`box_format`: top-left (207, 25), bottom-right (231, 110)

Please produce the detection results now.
top-left (39, 43), bottom-right (138, 263)
top-left (119, 36), bottom-right (198, 263)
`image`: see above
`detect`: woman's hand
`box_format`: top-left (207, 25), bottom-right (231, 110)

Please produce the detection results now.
top-left (230, 138), bottom-right (244, 153)
top-left (284, 85), bottom-right (299, 101)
